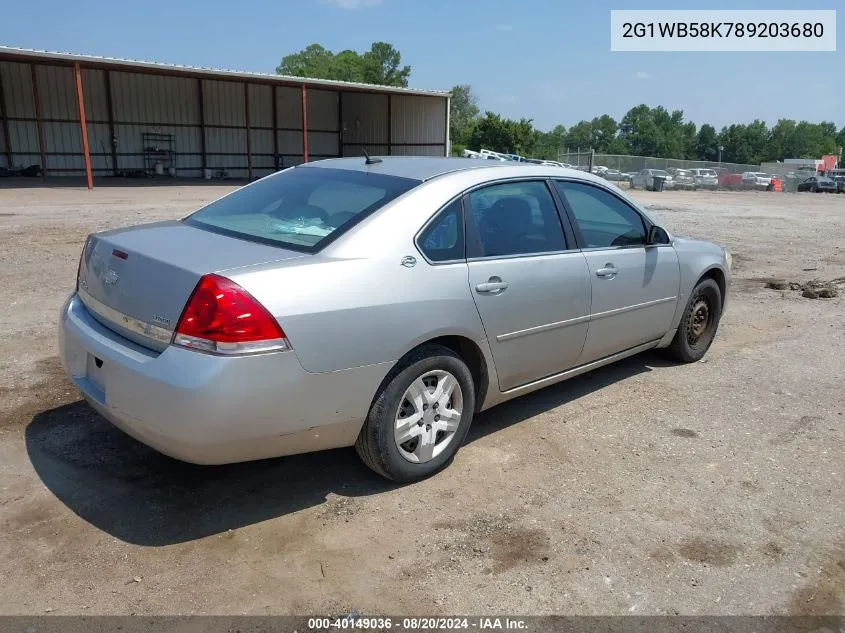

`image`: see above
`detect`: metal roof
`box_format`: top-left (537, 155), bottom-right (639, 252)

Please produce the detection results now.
top-left (0, 46), bottom-right (451, 98)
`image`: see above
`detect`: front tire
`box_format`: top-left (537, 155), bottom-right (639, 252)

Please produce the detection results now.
top-left (355, 344), bottom-right (475, 482)
top-left (667, 278), bottom-right (722, 363)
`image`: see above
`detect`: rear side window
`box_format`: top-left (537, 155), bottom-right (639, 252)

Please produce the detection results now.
top-left (466, 181), bottom-right (567, 258)
top-left (185, 167), bottom-right (419, 251)
top-left (418, 199), bottom-right (464, 262)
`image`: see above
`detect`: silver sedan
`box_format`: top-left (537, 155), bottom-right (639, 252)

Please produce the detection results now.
top-left (60, 158), bottom-right (731, 482)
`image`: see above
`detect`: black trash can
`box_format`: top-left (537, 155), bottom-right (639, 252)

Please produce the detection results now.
top-left (652, 175), bottom-right (666, 192)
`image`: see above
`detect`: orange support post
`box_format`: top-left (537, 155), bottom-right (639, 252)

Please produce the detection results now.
top-left (301, 84), bottom-right (309, 163)
top-left (74, 63), bottom-right (94, 190)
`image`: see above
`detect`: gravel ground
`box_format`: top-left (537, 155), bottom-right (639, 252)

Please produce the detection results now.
top-left (0, 181), bottom-right (843, 616)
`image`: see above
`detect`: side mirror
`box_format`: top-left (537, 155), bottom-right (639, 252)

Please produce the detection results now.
top-left (647, 225), bottom-right (670, 245)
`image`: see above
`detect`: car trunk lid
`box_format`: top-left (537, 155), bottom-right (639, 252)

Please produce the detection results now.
top-left (78, 220), bottom-right (304, 351)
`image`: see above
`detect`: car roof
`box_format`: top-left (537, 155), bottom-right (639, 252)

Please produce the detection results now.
top-left (295, 156), bottom-right (622, 191)
top-left (299, 156), bottom-right (517, 181)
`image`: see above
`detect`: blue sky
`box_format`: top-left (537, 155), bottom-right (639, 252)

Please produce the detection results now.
top-left (1, 0), bottom-right (841, 132)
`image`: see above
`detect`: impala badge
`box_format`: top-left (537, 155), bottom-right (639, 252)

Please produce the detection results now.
top-left (103, 269), bottom-right (119, 286)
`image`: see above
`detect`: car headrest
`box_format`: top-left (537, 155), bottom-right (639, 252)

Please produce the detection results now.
top-left (487, 197), bottom-right (533, 230)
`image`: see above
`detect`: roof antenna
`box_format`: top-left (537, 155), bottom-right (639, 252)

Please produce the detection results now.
top-left (362, 146), bottom-right (382, 165)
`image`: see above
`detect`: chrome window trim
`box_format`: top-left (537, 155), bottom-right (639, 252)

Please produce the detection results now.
top-left (466, 248), bottom-right (585, 263)
top-left (578, 243), bottom-right (675, 253)
top-left (415, 174), bottom-right (673, 266)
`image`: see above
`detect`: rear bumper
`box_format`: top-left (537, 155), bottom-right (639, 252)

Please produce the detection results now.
top-left (59, 293), bottom-right (392, 464)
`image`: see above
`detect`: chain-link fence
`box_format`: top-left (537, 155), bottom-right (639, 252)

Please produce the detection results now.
top-left (558, 151), bottom-right (758, 176)
top-left (759, 162), bottom-right (822, 192)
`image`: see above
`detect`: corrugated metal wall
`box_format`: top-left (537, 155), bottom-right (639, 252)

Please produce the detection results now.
top-left (0, 58), bottom-right (447, 182)
top-left (1, 61), bottom-right (41, 170)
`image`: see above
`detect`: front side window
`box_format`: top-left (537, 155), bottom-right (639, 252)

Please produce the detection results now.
top-left (185, 167), bottom-right (419, 251)
top-left (466, 181), bottom-right (566, 258)
top-left (418, 199), bottom-right (464, 262)
top-left (555, 181), bottom-right (647, 249)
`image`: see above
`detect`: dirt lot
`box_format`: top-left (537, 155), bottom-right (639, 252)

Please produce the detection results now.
top-left (0, 181), bottom-right (843, 616)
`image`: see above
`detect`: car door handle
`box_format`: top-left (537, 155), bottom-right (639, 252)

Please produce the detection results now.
top-left (476, 279), bottom-right (510, 293)
top-left (596, 264), bottom-right (619, 278)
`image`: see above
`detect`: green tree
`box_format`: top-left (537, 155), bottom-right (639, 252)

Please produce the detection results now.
top-left (589, 115), bottom-right (619, 153)
top-left (618, 104), bottom-right (660, 156)
top-left (745, 120), bottom-right (770, 163)
top-left (718, 124), bottom-right (748, 164)
top-left (696, 124), bottom-right (719, 161)
top-left (277, 43), bottom-right (336, 79)
top-left (332, 50), bottom-right (365, 83)
top-left (450, 85), bottom-right (480, 146)
top-left (468, 112), bottom-right (537, 155)
top-left (533, 124), bottom-right (567, 160)
top-left (276, 41), bottom-right (411, 87)
top-left (361, 42), bottom-right (411, 87)
top-left (565, 120), bottom-right (593, 151)
top-left (771, 119), bottom-right (796, 159)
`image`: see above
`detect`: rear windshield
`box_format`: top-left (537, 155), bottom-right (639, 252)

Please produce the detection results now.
top-left (184, 167), bottom-right (419, 251)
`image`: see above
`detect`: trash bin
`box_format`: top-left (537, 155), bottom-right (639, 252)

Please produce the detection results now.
top-left (652, 175), bottom-right (666, 192)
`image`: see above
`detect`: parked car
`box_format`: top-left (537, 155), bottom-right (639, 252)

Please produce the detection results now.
top-left (540, 160), bottom-right (569, 168)
top-left (603, 169), bottom-right (631, 182)
top-left (797, 176), bottom-right (838, 193)
top-left (60, 158), bottom-right (731, 482)
top-left (832, 175), bottom-right (845, 193)
top-left (631, 168), bottom-right (673, 190)
top-left (479, 149), bottom-right (508, 161)
top-left (690, 168), bottom-right (719, 189)
top-left (669, 168), bottom-right (696, 190)
top-left (742, 172), bottom-right (774, 190)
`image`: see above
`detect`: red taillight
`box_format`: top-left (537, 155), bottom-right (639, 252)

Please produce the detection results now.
top-left (173, 274), bottom-right (288, 355)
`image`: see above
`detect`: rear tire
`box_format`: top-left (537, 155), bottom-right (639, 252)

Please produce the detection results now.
top-left (355, 344), bottom-right (475, 483)
top-left (667, 278), bottom-right (722, 363)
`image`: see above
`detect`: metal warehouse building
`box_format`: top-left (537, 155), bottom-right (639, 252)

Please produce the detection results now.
top-left (0, 47), bottom-right (450, 188)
